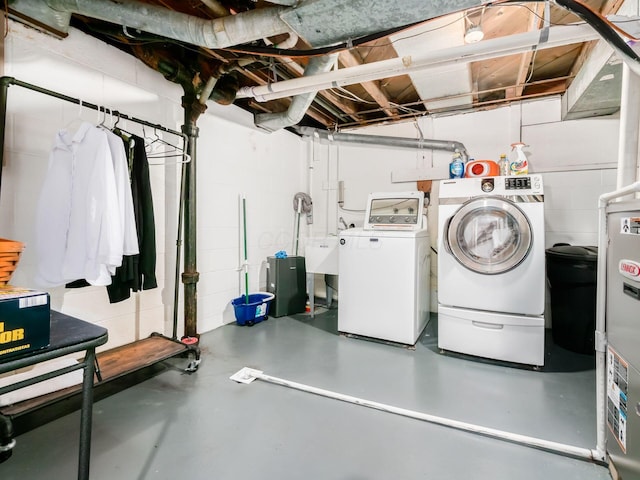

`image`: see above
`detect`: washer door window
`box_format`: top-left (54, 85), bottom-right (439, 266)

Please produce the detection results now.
top-left (446, 197), bottom-right (532, 274)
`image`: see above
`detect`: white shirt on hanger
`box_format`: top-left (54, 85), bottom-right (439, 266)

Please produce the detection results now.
top-left (104, 128), bottom-right (139, 257)
top-left (35, 122), bottom-right (124, 287)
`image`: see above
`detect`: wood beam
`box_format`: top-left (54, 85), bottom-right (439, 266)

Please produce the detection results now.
top-left (510, 3), bottom-right (546, 98)
top-left (339, 49), bottom-right (399, 118)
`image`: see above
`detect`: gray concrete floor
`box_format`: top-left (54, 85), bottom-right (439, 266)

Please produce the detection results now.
top-left (0, 308), bottom-right (611, 480)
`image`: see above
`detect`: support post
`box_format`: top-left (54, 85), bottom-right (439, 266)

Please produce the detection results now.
top-left (181, 92), bottom-right (206, 340)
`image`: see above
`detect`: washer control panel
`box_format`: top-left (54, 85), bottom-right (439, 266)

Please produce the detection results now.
top-left (505, 177), bottom-right (531, 190)
top-left (364, 191), bottom-right (425, 231)
top-left (439, 175), bottom-right (544, 199)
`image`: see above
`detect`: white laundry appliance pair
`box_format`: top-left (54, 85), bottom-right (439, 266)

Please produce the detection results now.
top-left (437, 176), bottom-right (546, 366)
top-left (338, 191), bottom-right (431, 345)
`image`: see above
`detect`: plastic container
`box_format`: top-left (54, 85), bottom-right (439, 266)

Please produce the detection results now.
top-left (498, 154), bottom-right (509, 176)
top-left (449, 153), bottom-right (465, 178)
top-left (231, 292), bottom-right (275, 326)
top-left (465, 159), bottom-right (500, 178)
top-left (545, 244), bottom-right (598, 354)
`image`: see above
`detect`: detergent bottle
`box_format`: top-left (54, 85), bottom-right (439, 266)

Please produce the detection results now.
top-left (449, 153), bottom-right (465, 178)
top-left (509, 142), bottom-right (529, 175)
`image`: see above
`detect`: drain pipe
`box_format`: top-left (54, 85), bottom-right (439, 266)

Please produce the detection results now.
top-left (297, 126), bottom-right (469, 161)
top-left (254, 54), bottom-right (338, 132)
top-left (596, 181), bottom-right (640, 462)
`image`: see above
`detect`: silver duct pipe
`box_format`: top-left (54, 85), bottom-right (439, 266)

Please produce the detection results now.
top-left (255, 54), bottom-right (339, 132)
top-left (297, 126), bottom-right (469, 161)
top-left (45, 0), bottom-right (291, 49)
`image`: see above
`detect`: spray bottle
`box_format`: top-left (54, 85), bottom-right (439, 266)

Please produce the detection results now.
top-left (509, 142), bottom-right (529, 175)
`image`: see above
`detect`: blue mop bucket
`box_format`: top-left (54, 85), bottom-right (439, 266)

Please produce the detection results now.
top-left (231, 292), bottom-right (275, 326)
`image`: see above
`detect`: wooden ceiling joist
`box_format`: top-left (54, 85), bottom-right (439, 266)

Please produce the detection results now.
top-left (339, 49), bottom-right (399, 118)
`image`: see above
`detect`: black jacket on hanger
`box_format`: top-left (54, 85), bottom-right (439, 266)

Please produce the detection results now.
top-left (107, 133), bottom-right (157, 303)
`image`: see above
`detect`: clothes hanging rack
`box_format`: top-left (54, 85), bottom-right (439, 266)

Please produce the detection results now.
top-left (0, 76), bottom-right (200, 421)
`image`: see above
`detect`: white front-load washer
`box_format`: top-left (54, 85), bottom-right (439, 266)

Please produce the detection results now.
top-left (437, 175), bottom-right (545, 366)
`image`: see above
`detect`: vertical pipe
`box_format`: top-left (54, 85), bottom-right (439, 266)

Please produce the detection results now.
top-left (616, 63), bottom-right (640, 197)
top-left (181, 93), bottom-right (202, 340)
top-left (172, 155), bottom-right (187, 339)
top-left (0, 77), bottom-right (12, 204)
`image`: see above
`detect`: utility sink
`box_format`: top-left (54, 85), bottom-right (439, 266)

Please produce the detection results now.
top-left (304, 236), bottom-right (339, 274)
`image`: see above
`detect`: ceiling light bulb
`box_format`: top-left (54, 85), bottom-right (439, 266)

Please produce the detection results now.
top-left (464, 25), bottom-right (484, 43)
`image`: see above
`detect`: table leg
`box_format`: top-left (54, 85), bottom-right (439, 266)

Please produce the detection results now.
top-left (78, 348), bottom-right (96, 480)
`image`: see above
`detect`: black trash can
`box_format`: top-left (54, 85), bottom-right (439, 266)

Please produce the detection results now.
top-left (546, 244), bottom-right (598, 354)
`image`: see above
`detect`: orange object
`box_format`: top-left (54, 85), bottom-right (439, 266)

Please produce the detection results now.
top-left (0, 238), bottom-right (24, 286)
top-left (465, 160), bottom-right (500, 178)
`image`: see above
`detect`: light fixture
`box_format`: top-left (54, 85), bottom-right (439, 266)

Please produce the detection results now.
top-left (464, 24), bottom-right (484, 43)
top-left (464, 7), bottom-right (485, 44)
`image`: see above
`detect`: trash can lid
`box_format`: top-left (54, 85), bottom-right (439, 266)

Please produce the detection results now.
top-left (545, 244), bottom-right (598, 261)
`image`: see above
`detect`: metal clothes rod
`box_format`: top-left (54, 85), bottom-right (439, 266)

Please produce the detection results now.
top-left (0, 75), bottom-right (184, 198)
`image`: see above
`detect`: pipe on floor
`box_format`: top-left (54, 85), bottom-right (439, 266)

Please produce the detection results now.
top-left (235, 368), bottom-right (601, 462)
top-left (596, 181), bottom-right (640, 461)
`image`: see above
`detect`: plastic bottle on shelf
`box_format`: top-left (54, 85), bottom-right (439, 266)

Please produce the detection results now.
top-left (498, 154), bottom-right (509, 176)
top-left (509, 142), bottom-right (529, 175)
top-left (449, 153), bottom-right (465, 179)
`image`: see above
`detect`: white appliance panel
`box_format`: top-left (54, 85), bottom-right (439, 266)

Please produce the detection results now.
top-left (438, 305), bottom-right (545, 366)
top-left (338, 228), bottom-right (430, 345)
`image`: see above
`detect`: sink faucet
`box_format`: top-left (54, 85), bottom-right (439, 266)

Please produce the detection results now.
top-left (339, 217), bottom-right (349, 230)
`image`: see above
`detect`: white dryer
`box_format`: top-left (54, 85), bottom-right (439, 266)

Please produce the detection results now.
top-left (437, 175), bottom-right (545, 366)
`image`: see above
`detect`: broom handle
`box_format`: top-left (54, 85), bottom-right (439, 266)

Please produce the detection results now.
top-left (243, 197), bottom-right (249, 304)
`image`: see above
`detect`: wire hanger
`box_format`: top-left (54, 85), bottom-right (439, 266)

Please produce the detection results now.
top-left (62, 99), bottom-right (87, 133)
top-left (146, 132), bottom-right (191, 165)
top-left (145, 127), bottom-right (191, 165)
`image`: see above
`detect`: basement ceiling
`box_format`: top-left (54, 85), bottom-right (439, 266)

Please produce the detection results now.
top-left (5, 0), bottom-right (630, 131)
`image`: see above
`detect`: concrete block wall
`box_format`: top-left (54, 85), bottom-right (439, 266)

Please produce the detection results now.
top-left (1, 21), bottom-right (305, 350)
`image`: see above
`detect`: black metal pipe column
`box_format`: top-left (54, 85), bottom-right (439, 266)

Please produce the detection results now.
top-left (181, 90), bottom-right (206, 341)
top-left (0, 77), bottom-right (12, 202)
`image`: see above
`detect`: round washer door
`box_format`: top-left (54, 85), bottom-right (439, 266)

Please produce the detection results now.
top-left (445, 196), bottom-right (532, 274)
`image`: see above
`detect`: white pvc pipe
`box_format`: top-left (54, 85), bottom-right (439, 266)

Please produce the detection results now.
top-left (248, 370), bottom-right (598, 461)
top-left (238, 24), bottom-right (600, 102)
top-left (616, 63), bottom-right (640, 195)
top-left (595, 181), bottom-right (640, 461)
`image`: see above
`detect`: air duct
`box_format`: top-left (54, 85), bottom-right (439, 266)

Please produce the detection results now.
top-left (39, 0), bottom-right (292, 48)
top-left (255, 54), bottom-right (338, 132)
top-left (297, 126), bottom-right (469, 161)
